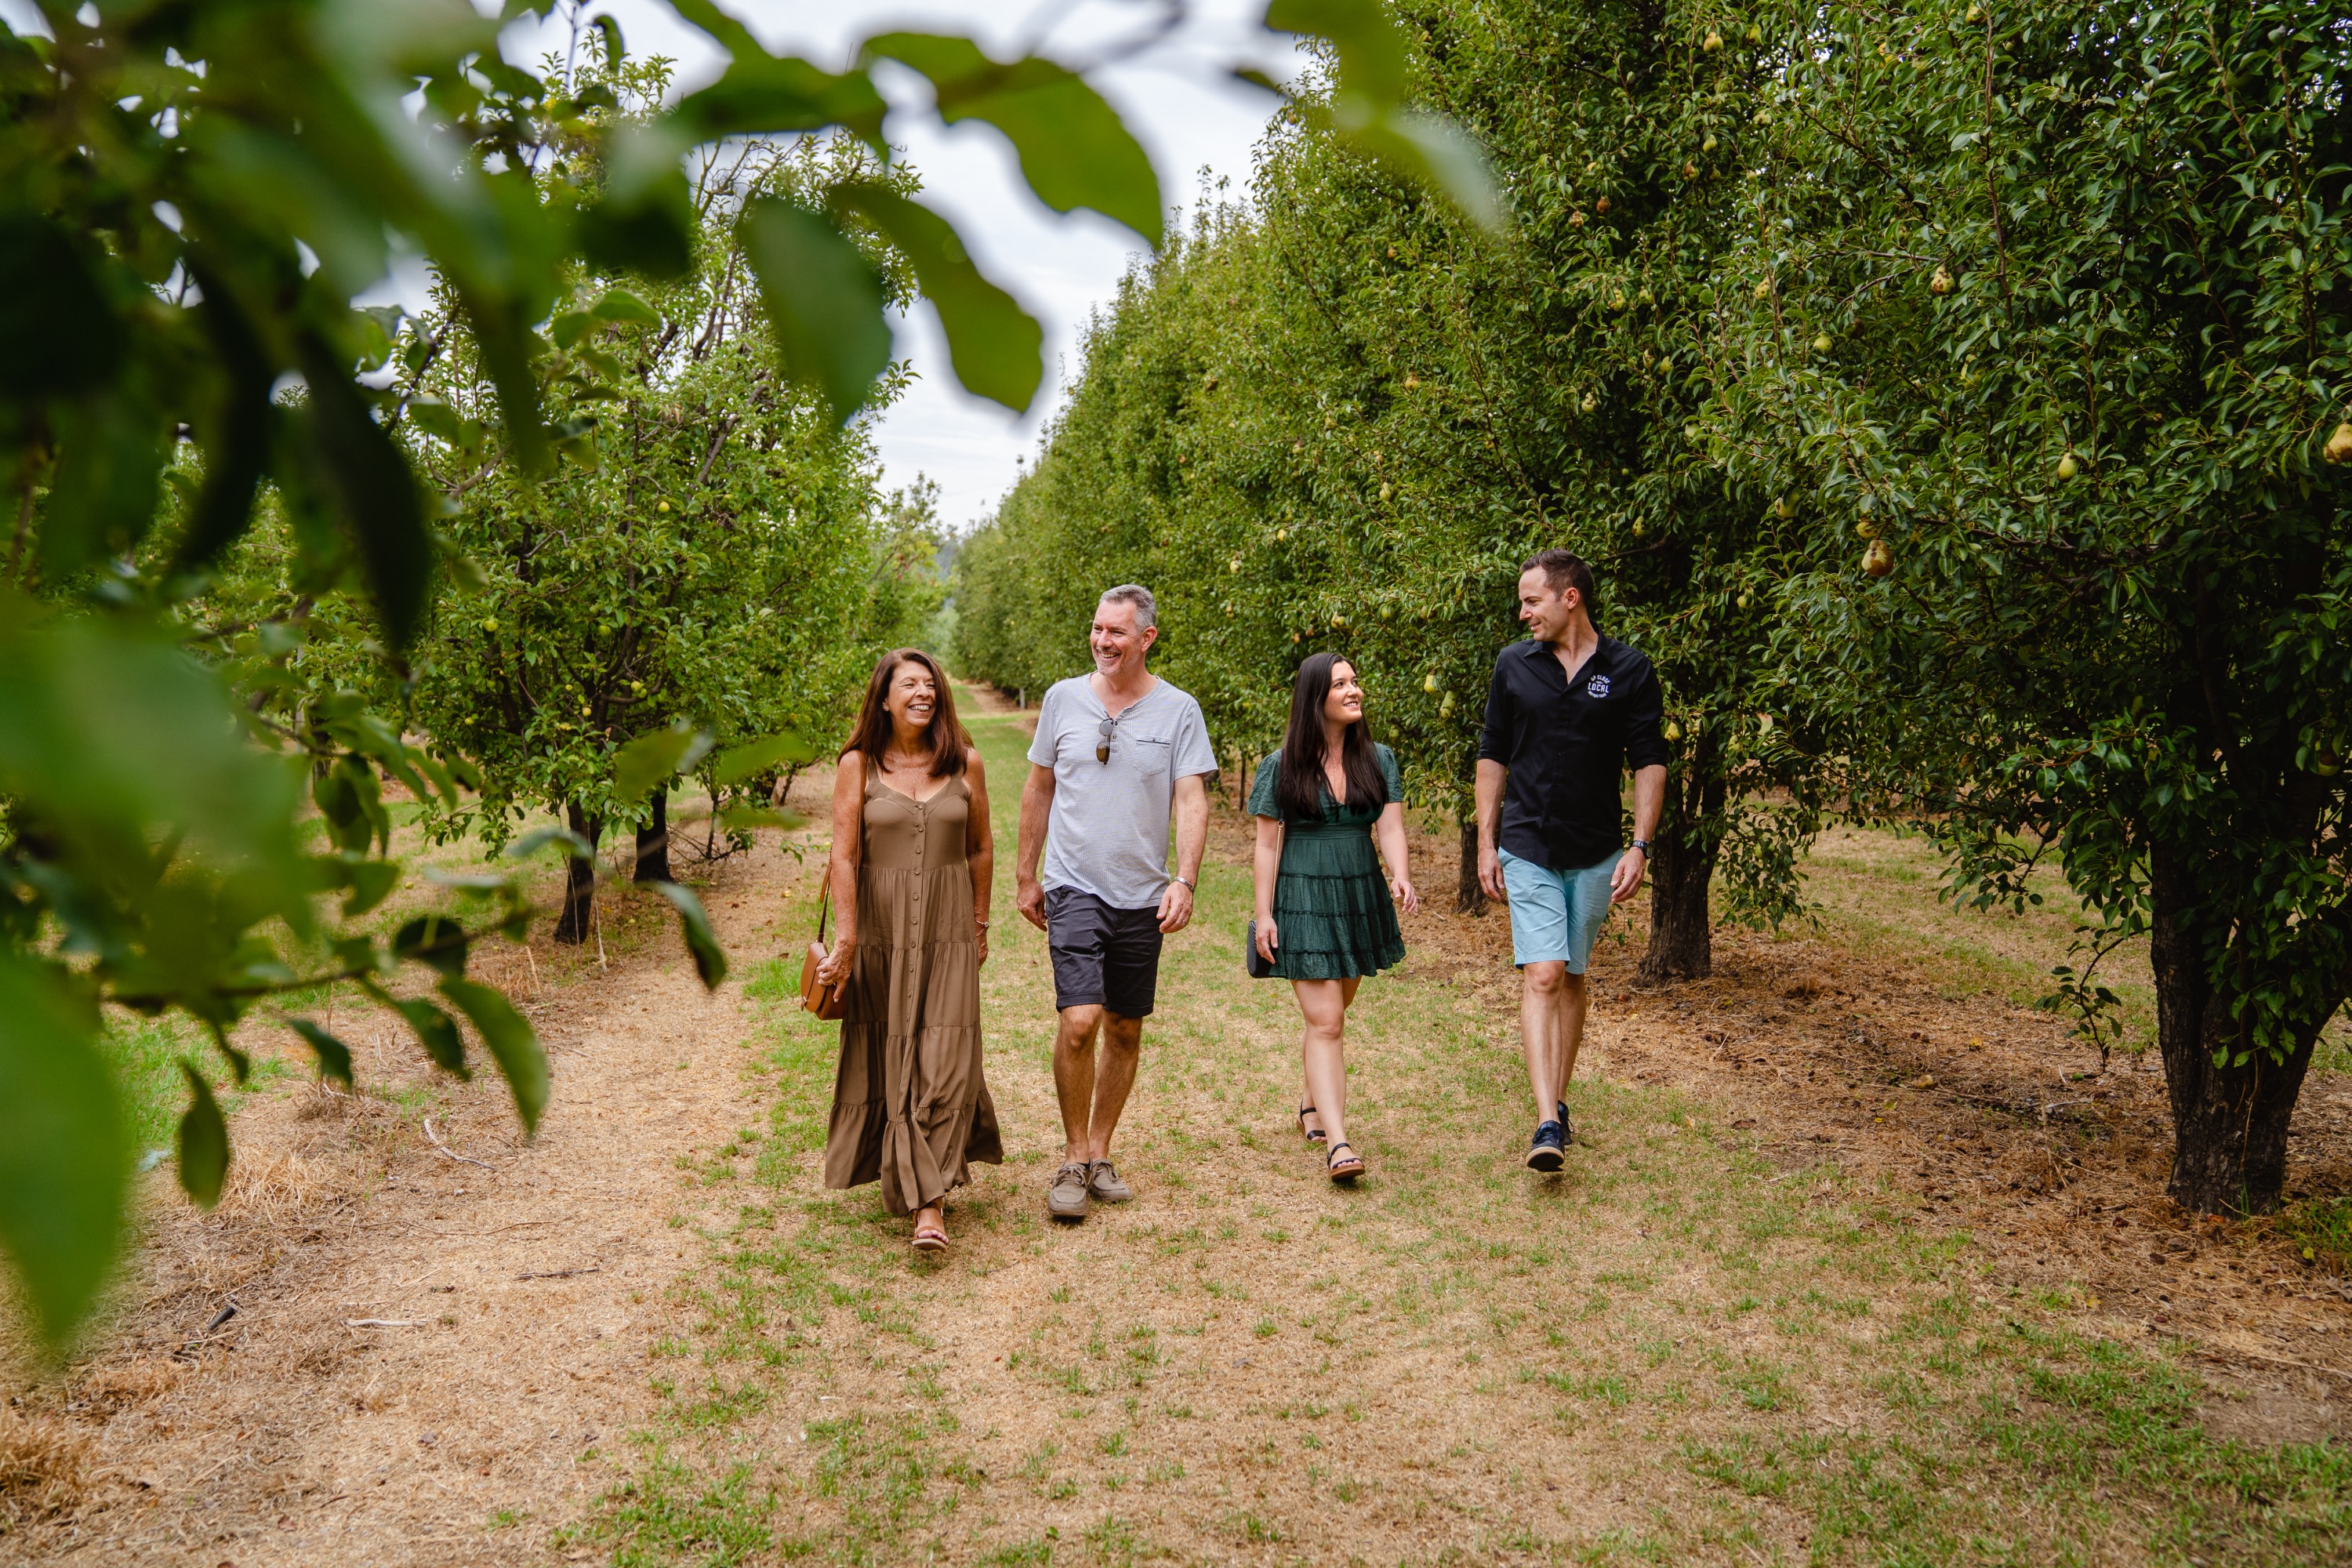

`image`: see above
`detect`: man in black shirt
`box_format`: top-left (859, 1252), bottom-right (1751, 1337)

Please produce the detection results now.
top-left (1475, 550), bottom-right (1668, 1171)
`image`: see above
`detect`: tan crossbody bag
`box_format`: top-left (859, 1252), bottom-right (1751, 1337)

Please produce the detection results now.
top-left (799, 884), bottom-right (848, 1020)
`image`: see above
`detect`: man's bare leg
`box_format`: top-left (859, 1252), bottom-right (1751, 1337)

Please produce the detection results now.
top-left (1053, 1004), bottom-right (1105, 1163)
top-left (1086, 1012), bottom-right (1143, 1162)
top-left (1519, 960), bottom-right (1570, 1120)
top-left (1556, 971), bottom-right (1592, 1099)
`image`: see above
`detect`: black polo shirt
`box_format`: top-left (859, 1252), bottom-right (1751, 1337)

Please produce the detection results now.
top-left (1477, 635), bottom-right (1669, 872)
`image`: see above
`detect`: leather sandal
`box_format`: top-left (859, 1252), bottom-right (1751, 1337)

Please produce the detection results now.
top-left (911, 1221), bottom-right (948, 1253)
top-left (1326, 1141), bottom-right (1365, 1182)
top-left (1298, 1104), bottom-right (1327, 1144)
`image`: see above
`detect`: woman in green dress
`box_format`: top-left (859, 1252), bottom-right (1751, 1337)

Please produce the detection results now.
top-left (1249, 652), bottom-right (1419, 1181)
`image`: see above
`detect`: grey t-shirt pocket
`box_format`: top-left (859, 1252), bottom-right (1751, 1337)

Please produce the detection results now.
top-left (1127, 734), bottom-right (1174, 777)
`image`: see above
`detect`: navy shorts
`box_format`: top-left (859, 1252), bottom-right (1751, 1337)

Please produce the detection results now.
top-left (1044, 886), bottom-right (1163, 1018)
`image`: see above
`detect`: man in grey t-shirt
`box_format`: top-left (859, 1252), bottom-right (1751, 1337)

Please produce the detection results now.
top-left (1016, 584), bottom-right (1215, 1222)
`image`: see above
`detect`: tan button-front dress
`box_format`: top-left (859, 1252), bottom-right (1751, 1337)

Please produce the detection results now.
top-left (822, 771), bottom-right (1001, 1214)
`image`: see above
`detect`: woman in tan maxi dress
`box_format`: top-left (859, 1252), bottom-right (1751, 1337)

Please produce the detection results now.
top-left (814, 648), bottom-right (1000, 1251)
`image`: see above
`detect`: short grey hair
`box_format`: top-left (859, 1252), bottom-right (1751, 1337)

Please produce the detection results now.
top-left (1097, 583), bottom-right (1156, 630)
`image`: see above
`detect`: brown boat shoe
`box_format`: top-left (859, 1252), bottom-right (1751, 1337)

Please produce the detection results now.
top-left (1087, 1160), bottom-right (1133, 1203)
top-left (1047, 1161), bottom-right (1092, 1221)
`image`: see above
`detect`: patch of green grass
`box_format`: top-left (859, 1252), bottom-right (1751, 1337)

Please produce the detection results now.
top-left (565, 1452), bottom-right (786, 1567)
top-left (2259, 1196), bottom-right (2352, 1277)
top-left (101, 1013), bottom-right (196, 1156)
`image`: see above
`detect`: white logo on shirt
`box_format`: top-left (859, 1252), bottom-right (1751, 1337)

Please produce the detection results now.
top-left (1586, 674), bottom-right (1611, 699)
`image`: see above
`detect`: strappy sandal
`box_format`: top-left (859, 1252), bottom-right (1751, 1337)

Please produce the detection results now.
top-left (911, 1220), bottom-right (949, 1253)
top-left (1297, 1105), bottom-right (1327, 1144)
top-left (1326, 1141), bottom-right (1365, 1183)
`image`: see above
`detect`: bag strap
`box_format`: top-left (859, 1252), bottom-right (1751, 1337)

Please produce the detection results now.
top-left (814, 877), bottom-right (830, 945)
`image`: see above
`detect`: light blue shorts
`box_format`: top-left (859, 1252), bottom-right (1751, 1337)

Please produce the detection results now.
top-left (1498, 848), bottom-right (1621, 972)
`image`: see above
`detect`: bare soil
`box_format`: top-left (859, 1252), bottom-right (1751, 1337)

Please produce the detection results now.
top-left (1, 816), bottom-right (826, 1566)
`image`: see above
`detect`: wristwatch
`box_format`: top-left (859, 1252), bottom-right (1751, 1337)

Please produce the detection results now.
top-left (1630, 839), bottom-right (1653, 855)
top-left (1171, 874), bottom-right (1196, 891)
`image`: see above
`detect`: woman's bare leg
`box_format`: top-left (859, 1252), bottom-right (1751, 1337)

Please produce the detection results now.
top-left (1294, 978), bottom-right (1356, 1153)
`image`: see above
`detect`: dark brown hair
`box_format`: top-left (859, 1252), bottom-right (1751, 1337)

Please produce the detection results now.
top-left (1523, 548), bottom-right (1598, 614)
top-left (840, 648), bottom-right (968, 777)
top-left (1275, 653), bottom-right (1387, 822)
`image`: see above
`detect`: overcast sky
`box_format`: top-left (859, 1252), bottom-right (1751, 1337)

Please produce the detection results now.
top-left (506, 1), bottom-right (1301, 532)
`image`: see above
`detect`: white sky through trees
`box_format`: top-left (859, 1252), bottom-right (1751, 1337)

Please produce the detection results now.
top-left (514, 1), bottom-right (1299, 533)
top-left (0, 0), bottom-right (1300, 534)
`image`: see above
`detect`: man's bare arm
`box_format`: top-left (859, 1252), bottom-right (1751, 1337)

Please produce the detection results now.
top-left (1610, 763), bottom-right (1668, 904)
top-left (1475, 757), bottom-right (1508, 900)
top-left (1015, 763), bottom-right (1055, 931)
top-left (1158, 773), bottom-right (1210, 934)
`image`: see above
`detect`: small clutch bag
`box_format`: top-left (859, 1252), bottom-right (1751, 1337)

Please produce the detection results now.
top-left (799, 884), bottom-right (848, 1020)
top-left (1244, 919), bottom-right (1275, 980)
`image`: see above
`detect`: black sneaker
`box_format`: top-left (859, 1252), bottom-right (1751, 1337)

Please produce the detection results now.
top-left (1526, 1120), bottom-right (1566, 1172)
top-left (1557, 1101), bottom-right (1575, 1147)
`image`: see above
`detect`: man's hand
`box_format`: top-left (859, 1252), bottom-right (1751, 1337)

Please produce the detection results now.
top-left (1016, 877), bottom-right (1048, 932)
top-left (1610, 847), bottom-right (1649, 905)
top-left (1157, 878), bottom-right (1196, 935)
top-left (1478, 843), bottom-right (1506, 902)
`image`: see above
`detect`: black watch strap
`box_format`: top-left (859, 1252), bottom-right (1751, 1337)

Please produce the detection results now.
top-left (1630, 839), bottom-right (1652, 855)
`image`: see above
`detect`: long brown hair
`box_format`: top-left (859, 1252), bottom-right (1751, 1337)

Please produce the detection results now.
top-left (840, 649), bottom-right (969, 777)
top-left (1275, 652), bottom-right (1386, 820)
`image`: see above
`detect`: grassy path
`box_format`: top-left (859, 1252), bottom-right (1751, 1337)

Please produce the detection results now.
top-left (572, 706), bottom-right (2348, 1566)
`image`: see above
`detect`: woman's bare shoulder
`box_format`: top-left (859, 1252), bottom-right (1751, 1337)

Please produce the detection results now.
top-left (964, 745), bottom-right (986, 777)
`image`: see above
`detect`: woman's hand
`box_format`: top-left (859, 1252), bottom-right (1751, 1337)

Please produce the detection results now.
top-left (815, 937), bottom-right (856, 990)
top-left (1254, 916), bottom-right (1279, 963)
top-left (1391, 875), bottom-right (1421, 914)
top-left (975, 917), bottom-right (990, 966)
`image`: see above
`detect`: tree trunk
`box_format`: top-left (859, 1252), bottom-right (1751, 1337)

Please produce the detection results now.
top-left (1636, 748), bottom-right (1724, 985)
top-left (553, 801), bottom-right (601, 946)
top-left (633, 791), bottom-right (670, 883)
top-left (1455, 815), bottom-right (1487, 916)
top-left (2150, 841), bottom-right (2328, 1215)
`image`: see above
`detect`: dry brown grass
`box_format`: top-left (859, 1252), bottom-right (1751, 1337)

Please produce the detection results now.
top-left (0, 1407), bottom-right (90, 1527)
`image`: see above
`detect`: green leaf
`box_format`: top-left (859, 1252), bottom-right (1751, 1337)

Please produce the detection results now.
top-left (390, 996), bottom-right (470, 1079)
top-left (1265, 0), bottom-right (1406, 104)
top-left (718, 804), bottom-right (807, 833)
top-left (578, 122), bottom-right (696, 280)
top-left (832, 184), bottom-right (1043, 412)
top-left (614, 722), bottom-right (714, 803)
top-left (176, 1062), bottom-right (228, 1210)
top-left (0, 209), bottom-right (125, 399)
top-left (648, 880), bottom-right (728, 989)
top-left (738, 200), bottom-right (891, 424)
top-left (175, 278), bottom-right (274, 570)
top-left (437, 977), bottom-right (547, 1135)
top-left (287, 1019), bottom-right (354, 1087)
top-left (0, 954), bottom-right (125, 1344)
top-left (670, 0), bottom-right (887, 141)
top-left (341, 856), bottom-right (401, 917)
top-left (713, 730), bottom-right (820, 786)
top-left (1367, 111), bottom-right (1506, 232)
top-left (43, 390), bottom-right (165, 583)
top-left (393, 914), bottom-right (469, 978)
top-left (862, 34), bottom-right (1163, 245)
top-left (590, 288), bottom-right (661, 325)
top-left (293, 331), bottom-right (434, 648)
top-left (508, 825), bottom-right (596, 861)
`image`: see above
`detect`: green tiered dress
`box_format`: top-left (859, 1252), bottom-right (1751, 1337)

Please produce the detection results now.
top-left (1247, 744), bottom-right (1408, 981)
